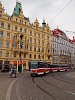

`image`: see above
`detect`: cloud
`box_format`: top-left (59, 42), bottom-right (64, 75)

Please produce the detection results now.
top-left (0, 0), bottom-right (75, 39)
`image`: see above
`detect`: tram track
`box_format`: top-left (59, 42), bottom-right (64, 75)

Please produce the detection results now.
top-left (32, 77), bottom-right (58, 100)
top-left (32, 72), bottom-right (75, 100)
top-left (50, 72), bottom-right (75, 86)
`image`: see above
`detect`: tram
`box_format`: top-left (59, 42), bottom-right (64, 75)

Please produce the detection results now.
top-left (29, 60), bottom-right (69, 76)
top-left (29, 60), bottom-right (49, 76)
top-left (48, 64), bottom-right (69, 72)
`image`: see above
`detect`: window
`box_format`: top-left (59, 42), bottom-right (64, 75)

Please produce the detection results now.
top-left (34, 39), bottom-right (36, 44)
top-left (0, 41), bottom-right (2, 47)
top-left (14, 52), bottom-right (16, 57)
top-left (14, 34), bottom-right (17, 39)
top-left (34, 54), bottom-right (36, 59)
top-left (13, 43), bottom-right (17, 48)
top-left (34, 32), bottom-right (36, 37)
top-left (42, 48), bottom-right (44, 52)
top-left (6, 42), bottom-right (10, 48)
top-left (6, 51), bottom-right (9, 57)
top-left (7, 33), bottom-right (10, 39)
top-left (30, 30), bottom-right (32, 35)
top-left (48, 49), bottom-right (50, 53)
top-left (25, 22), bottom-right (26, 25)
top-left (1, 22), bottom-right (4, 28)
top-left (24, 53), bottom-right (26, 58)
top-left (24, 29), bottom-right (26, 34)
top-left (30, 54), bottom-right (32, 58)
top-left (0, 11), bottom-right (2, 17)
top-left (8, 24), bottom-right (10, 30)
top-left (38, 39), bottom-right (40, 45)
top-left (16, 18), bottom-right (17, 22)
top-left (15, 26), bottom-right (17, 32)
top-left (30, 46), bottom-right (32, 51)
top-left (42, 55), bottom-right (44, 59)
top-left (0, 31), bottom-right (3, 38)
top-left (42, 40), bottom-right (44, 46)
top-left (34, 46), bottom-right (36, 51)
top-left (20, 28), bottom-right (22, 32)
top-left (38, 55), bottom-right (40, 59)
top-left (30, 37), bottom-right (32, 43)
top-left (47, 35), bottom-right (49, 40)
top-left (20, 20), bottom-right (21, 24)
top-left (0, 51), bottom-right (2, 57)
top-left (38, 47), bottom-right (40, 52)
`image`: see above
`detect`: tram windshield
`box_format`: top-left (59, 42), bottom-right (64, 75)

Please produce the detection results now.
top-left (29, 61), bottom-right (38, 69)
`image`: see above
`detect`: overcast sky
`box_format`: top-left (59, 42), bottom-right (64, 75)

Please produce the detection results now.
top-left (0, 0), bottom-right (75, 39)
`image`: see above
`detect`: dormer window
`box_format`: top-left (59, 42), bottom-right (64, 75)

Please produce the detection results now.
top-left (25, 22), bottom-right (26, 25)
top-left (16, 18), bottom-right (17, 22)
top-left (19, 8), bottom-right (21, 14)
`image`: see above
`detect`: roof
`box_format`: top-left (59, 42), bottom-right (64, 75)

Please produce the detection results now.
top-left (13, 2), bottom-right (22, 16)
top-left (72, 39), bottom-right (75, 43)
top-left (52, 28), bottom-right (63, 36)
top-left (52, 28), bottom-right (67, 39)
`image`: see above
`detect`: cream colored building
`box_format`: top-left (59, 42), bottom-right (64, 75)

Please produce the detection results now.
top-left (0, 1), bottom-right (52, 72)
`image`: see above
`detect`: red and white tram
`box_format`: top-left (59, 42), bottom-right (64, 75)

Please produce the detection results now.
top-left (48, 64), bottom-right (69, 72)
top-left (29, 60), bottom-right (69, 76)
top-left (29, 61), bottom-right (49, 76)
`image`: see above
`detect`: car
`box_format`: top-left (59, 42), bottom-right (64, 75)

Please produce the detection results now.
top-left (1, 68), bottom-right (9, 72)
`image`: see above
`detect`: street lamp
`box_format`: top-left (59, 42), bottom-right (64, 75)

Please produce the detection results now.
top-left (19, 34), bottom-right (23, 72)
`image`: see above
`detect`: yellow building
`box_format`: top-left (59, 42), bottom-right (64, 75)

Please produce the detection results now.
top-left (0, 1), bottom-right (52, 72)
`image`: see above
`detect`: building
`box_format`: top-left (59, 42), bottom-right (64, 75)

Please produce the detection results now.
top-left (0, 1), bottom-right (52, 72)
top-left (52, 28), bottom-right (75, 67)
top-left (71, 37), bottom-right (75, 67)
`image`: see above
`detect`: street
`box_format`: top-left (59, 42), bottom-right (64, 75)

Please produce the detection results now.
top-left (7, 70), bottom-right (75, 100)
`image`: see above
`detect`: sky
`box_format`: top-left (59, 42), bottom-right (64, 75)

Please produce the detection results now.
top-left (0, 0), bottom-right (75, 39)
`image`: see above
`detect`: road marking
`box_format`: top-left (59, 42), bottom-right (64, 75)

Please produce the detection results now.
top-left (6, 78), bottom-right (19, 100)
top-left (67, 91), bottom-right (75, 96)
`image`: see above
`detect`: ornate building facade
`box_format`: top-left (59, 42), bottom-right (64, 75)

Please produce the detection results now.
top-left (0, 1), bottom-right (52, 72)
top-left (52, 28), bottom-right (75, 67)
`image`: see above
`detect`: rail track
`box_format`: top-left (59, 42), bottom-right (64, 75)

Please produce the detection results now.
top-left (32, 71), bottom-right (75, 100)
top-left (32, 76), bottom-right (58, 100)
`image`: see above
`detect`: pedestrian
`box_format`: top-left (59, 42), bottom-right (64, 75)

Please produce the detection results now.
top-left (11, 68), bottom-right (17, 78)
top-left (9, 68), bottom-right (12, 77)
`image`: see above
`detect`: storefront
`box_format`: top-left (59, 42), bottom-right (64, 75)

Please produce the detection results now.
top-left (13, 61), bottom-right (26, 72)
top-left (0, 60), bottom-right (3, 70)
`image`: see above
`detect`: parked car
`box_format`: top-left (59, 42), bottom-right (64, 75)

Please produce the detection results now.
top-left (1, 68), bottom-right (9, 72)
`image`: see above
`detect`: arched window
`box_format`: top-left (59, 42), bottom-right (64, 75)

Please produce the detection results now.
top-left (8, 24), bottom-right (10, 30)
top-left (6, 51), bottom-right (9, 57)
top-left (1, 22), bottom-right (4, 28)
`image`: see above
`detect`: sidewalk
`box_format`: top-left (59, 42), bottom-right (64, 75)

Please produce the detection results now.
top-left (0, 72), bottom-right (25, 100)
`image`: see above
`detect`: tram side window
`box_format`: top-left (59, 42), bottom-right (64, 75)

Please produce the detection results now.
top-left (38, 62), bottom-right (44, 68)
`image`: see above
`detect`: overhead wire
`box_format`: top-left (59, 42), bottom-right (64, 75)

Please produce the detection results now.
top-left (50, 0), bottom-right (72, 23)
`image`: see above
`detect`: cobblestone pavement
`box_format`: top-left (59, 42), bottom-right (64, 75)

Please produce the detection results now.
top-left (0, 70), bottom-right (75, 100)
top-left (0, 72), bottom-right (25, 100)
top-left (10, 70), bottom-right (75, 100)
top-left (10, 72), bottom-right (53, 100)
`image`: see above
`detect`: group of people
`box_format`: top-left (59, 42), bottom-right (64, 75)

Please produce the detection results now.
top-left (9, 68), bottom-right (17, 78)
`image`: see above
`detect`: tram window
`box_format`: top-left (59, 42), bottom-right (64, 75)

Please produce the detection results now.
top-left (30, 62), bottom-right (38, 69)
top-left (38, 62), bottom-right (43, 68)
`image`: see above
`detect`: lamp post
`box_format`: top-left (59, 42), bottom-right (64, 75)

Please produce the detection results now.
top-left (19, 34), bottom-right (23, 72)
